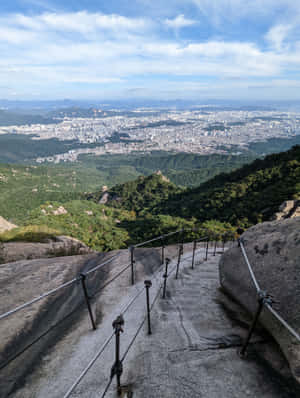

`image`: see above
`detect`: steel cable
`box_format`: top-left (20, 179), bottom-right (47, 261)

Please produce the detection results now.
top-left (134, 229), bottom-right (182, 248)
top-left (239, 240), bottom-right (300, 343)
top-left (90, 263), bottom-right (131, 298)
top-left (0, 278), bottom-right (78, 321)
top-left (0, 255), bottom-right (119, 321)
top-left (0, 303), bottom-right (81, 371)
top-left (63, 286), bottom-right (146, 398)
top-left (85, 254), bottom-right (120, 276)
top-left (239, 240), bottom-right (260, 292)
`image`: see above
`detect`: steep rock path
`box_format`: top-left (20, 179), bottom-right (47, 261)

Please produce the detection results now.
top-left (10, 246), bottom-right (298, 398)
top-left (117, 253), bottom-right (299, 398)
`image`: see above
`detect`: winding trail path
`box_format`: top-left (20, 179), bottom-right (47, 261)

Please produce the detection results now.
top-left (11, 246), bottom-right (298, 398)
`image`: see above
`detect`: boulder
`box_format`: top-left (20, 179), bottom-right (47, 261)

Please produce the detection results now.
top-left (0, 235), bottom-right (93, 264)
top-left (272, 199), bottom-right (300, 220)
top-left (0, 216), bottom-right (17, 233)
top-left (219, 217), bottom-right (300, 384)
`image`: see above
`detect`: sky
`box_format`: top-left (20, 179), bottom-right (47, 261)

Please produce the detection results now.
top-left (1, 0), bottom-right (300, 101)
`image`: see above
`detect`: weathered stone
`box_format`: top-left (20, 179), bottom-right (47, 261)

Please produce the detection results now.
top-left (219, 217), bottom-right (300, 384)
top-left (279, 200), bottom-right (295, 213)
top-left (272, 200), bottom-right (300, 220)
top-left (98, 192), bottom-right (110, 204)
top-left (0, 235), bottom-right (93, 264)
top-left (0, 216), bottom-right (17, 233)
top-left (0, 246), bottom-right (163, 397)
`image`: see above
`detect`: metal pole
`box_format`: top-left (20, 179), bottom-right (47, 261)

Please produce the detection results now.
top-left (181, 229), bottom-right (185, 254)
top-left (222, 239), bottom-right (225, 252)
top-left (239, 291), bottom-right (271, 357)
top-left (161, 236), bottom-right (165, 265)
top-left (213, 240), bottom-right (217, 256)
top-left (191, 240), bottom-right (197, 269)
top-left (144, 280), bottom-right (152, 335)
top-left (129, 246), bottom-right (135, 285)
top-left (80, 273), bottom-right (96, 330)
top-left (205, 240), bottom-right (209, 261)
top-left (162, 258), bottom-right (170, 299)
top-left (111, 315), bottom-right (124, 395)
top-left (175, 243), bottom-right (183, 279)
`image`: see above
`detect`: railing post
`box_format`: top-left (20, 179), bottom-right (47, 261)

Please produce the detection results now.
top-left (79, 273), bottom-right (96, 330)
top-left (175, 243), bottom-right (183, 279)
top-left (129, 246), bottom-right (135, 285)
top-left (205, 239), bottom-right (209, 261)
top-left (239, 291), bottom-right (272, 357)
top-left (111, 315), bottom-right (124, 395)
top-left (191, 240), bottom-right (197, 269)
top-left (144, 280), bottom-right (152, 335)
top-left (162, 258), bottom-right (170, 299)
top-left (161, 236), bottom-right (165, 265)
top-left (213, 239), bottom-right (217, 256)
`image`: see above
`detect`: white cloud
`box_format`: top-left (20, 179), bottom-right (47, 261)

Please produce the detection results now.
top-left (164, 14), bottom-right (197, 29)
top-left (0, 27), bottom-right (37, 44)
top-left (191, 0), bottom-right (300, 20)
top-left (7, 11), bottom-right (150, 35)
top-left (0, 9), bottom-right (300, 99)
top-left (265, 24), bottom-right (293, 51)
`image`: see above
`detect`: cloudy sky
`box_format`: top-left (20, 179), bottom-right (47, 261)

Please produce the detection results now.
top-left (1, 0), bottom-right (300, 100)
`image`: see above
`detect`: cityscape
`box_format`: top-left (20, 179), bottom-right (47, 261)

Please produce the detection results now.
top-left (1, 109), bottom-right (300, 163)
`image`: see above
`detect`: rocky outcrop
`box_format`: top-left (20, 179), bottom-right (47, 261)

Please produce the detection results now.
top-left (272, 200), bottom-right (300, 220)
top-left (0, 236), bottom-right (93, 264)
top-left (219, 217), bottom-right (300, 384)
top-left (0, 216), bottom-right (17, 233)
top-left (0, 246), bottom-right (163, 397)
top-left (155, 170), bottom-right (170, 182)
top-left (98, 191), bottom-right (110, 204)
top-left (0, 251), bottom-right (102, 397)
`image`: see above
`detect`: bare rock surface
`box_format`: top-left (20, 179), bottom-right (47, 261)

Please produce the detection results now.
top-left (0, 244), bottom-right (165, 398)
top-left (122, 251), bottom-right (298, 398)
top-left (219, 217), bottom-right (300, 385)
top-left (272, 200), bottom-right (300, 220)
top-left (0, 251), bottom-right (100, 397)
top-left (0, 235), bottom-right (93, 264)
top-left (0, 216), bottom-right (17, 233)
top-left (4, 243), bottom-right (299, 398)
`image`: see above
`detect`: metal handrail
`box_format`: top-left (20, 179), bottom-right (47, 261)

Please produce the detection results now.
top-left (0, 254), bottom-right (120, 321)
top-left (239, 238), bottom-right (300, 343)
top-left (85, 254), bottom-right (120, 276)
top-left (1, 230), bottom-right (222, 397)
top-left (0, 278), bottom-right (78, 321)
top-left (239, 239), bottom-right (261, 292)
top-left (134, 229), bottom-right (183, 248)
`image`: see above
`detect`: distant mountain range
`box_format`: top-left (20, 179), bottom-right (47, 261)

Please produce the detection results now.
top-left (0, 109), bottom-right (56, 126)
top-left (2, 98), bottom-right (300, 112)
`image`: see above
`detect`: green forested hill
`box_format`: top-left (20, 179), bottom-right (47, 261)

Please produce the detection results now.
top-left (2, 146), bottom-right (300, 251)
top-left (0, 164), bottom-right (105, 223)
top-left (153, 145), bottom-right (300, 227)
top-left (80, 151), bottom-right (255, 188)
top-left (92, 145), bottom-right (300, 229)
top-left (87, 172), bottom-right (182, 213)
top-left (23, 200), bottom-right (134, 251)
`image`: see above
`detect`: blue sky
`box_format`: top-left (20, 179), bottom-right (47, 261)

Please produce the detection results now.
top-left (1, 0), bottom-right (300, 100)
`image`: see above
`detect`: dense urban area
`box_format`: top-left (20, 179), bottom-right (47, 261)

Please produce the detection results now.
top-left (1, 109), bottom-right (300, 163)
